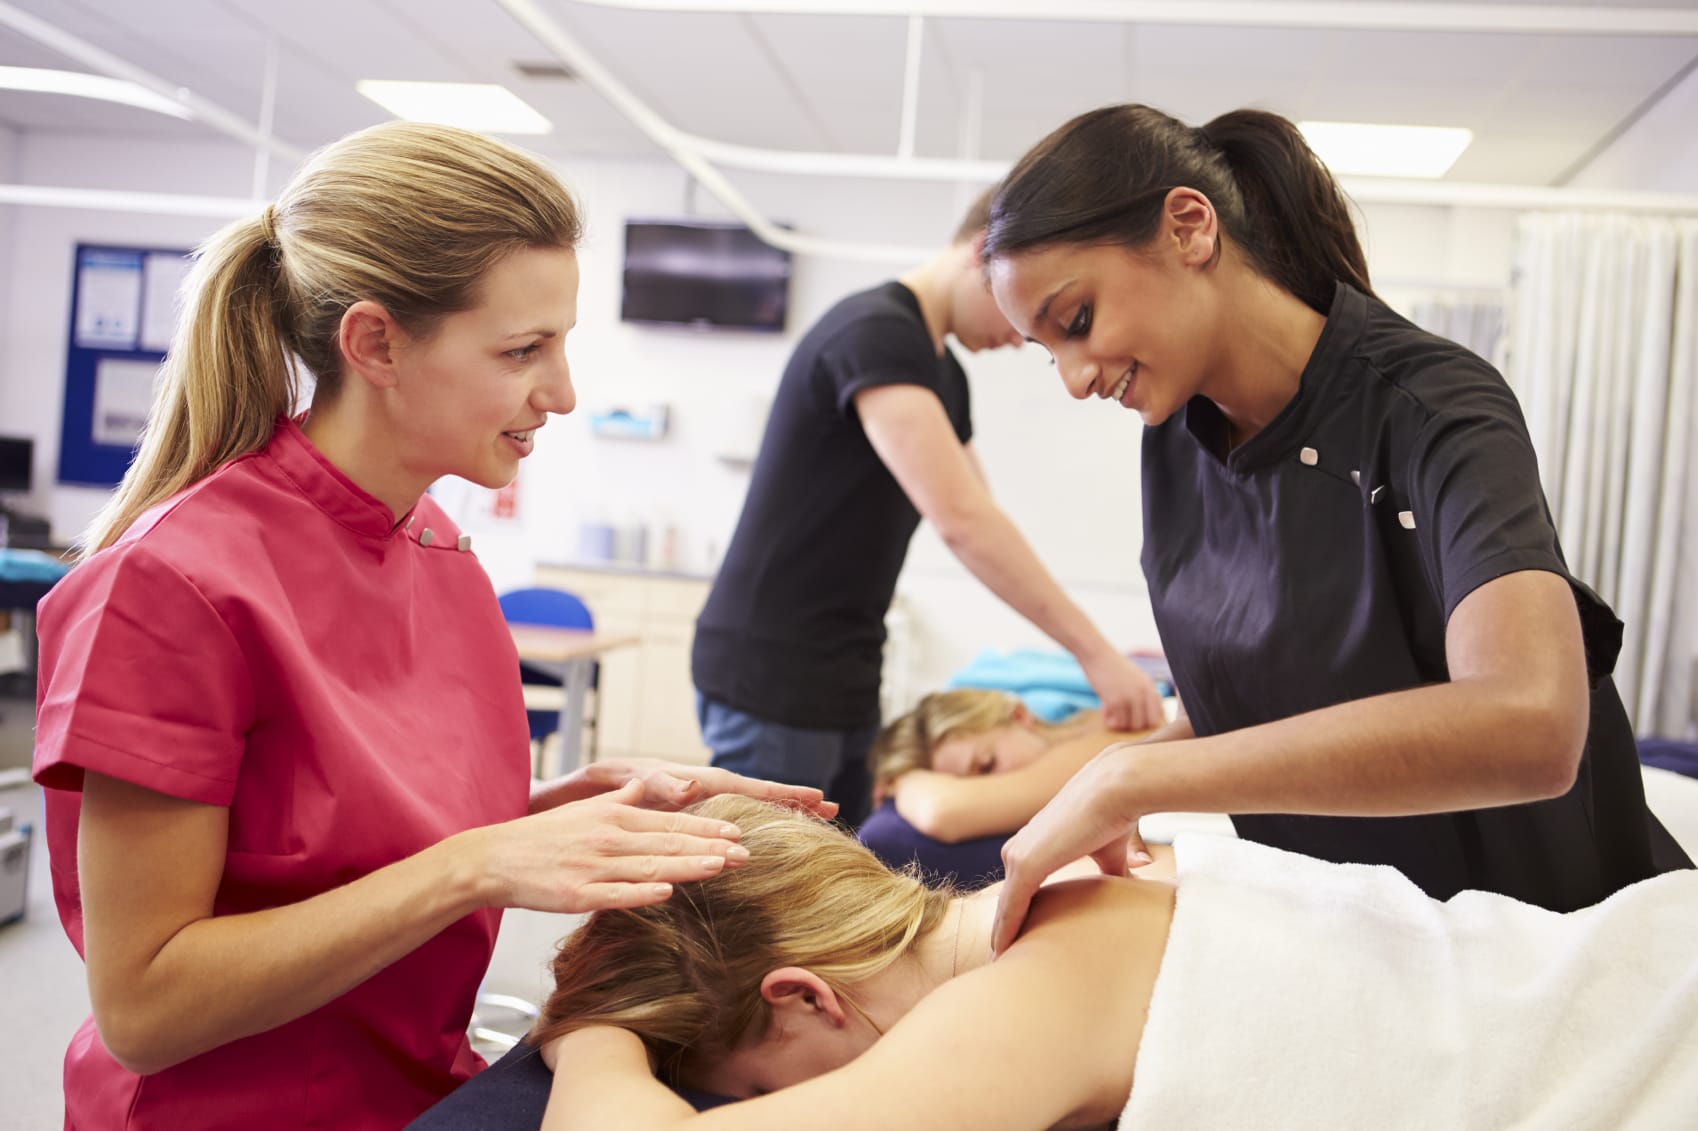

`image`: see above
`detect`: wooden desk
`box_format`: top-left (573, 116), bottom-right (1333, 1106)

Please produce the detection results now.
top-left (508, 625), bottom-right (639, 778)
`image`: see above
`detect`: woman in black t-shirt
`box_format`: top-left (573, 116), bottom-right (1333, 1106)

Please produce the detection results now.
top-left (978, 103), bottom-right (1690, 955)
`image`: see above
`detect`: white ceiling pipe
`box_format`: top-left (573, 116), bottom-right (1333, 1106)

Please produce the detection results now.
top-left (896, 14), bottom-right (923, 160)
top-left (569, 0), bottom-right (1698, 36)
top-left (251, 37), bottom-right (281, 200)
top-left (951, 66), bottom-right (986, 218)
top-left (0, 65), bottom-right (191, 118)
top-left (958, 67), bottom-right (984, 164)
top-left (677, 130), bottom-right (1005, 181)
top-left (498, 0), bottom-right (938, 261)
top-left (0, 184), bottom-right (261, 218)
top-left (0, 0), bottom-right (307, 165)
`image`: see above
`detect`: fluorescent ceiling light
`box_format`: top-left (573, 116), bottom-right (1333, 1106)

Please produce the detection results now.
top-left (1298, 121), bottom-right (1473, 179)
top-left (356, 80), bottom-right (552, 134)
top-left (0, 65), bottom-right (191, 119)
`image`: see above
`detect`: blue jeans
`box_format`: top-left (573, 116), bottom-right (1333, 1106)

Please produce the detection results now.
top-left (695, 694), bottom-right (878, 828)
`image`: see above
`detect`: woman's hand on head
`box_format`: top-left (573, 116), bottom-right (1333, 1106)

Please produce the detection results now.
top-left (990, 741), bottom-right (1152, 957)
top-left (473, 779), bottom-right (752, 914)
top-left (570, 757), bottom-right (838, 818)
top-left (1080, 652), bottom-right (1165, 732)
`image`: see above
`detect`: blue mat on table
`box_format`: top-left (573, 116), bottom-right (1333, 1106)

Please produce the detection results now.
top-left (1639, 737), bottom-right (1698, 780)
top-left (857, 800), bottom-right (1008, 891)
top-left (407, 1041), bottom-right (734, 1130)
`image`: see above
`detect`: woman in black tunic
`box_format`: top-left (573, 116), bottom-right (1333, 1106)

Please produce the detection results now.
top-left (980, 104), bottom-right (1691, 954)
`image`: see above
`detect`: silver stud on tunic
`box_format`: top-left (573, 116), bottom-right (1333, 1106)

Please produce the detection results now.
top-left (1398, 511), bottom-right (1416, 530)
top-left (1299, 446), bottom-right (1319, 466)
top-left (457, 534), bottom-right (472, 552)
top-left (1370, 485), bottom-right (1385, 504)
top-left (1351, 470), bottom-right (1361, 485)
top-left (419, 528), bottom-right (435, 547)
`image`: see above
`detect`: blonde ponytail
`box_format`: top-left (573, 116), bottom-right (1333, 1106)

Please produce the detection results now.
top-left (80, 215), bottom-right (295, 558)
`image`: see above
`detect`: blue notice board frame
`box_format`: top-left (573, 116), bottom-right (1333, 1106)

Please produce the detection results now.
top-left (57, 243), bottom-right (193, 487)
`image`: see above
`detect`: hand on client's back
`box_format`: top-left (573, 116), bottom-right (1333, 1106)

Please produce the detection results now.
top-left (1082, 651), bottom-right (1165, 732)
top-left (991, 741), bottom-right (1151, 956)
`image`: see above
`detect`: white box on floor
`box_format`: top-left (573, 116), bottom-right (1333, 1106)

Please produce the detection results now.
top-left (0, 808), bottom-right (29, 926)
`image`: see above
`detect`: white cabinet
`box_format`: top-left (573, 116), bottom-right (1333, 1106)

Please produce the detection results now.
top-left (534, 564), bottom-right (712, 765)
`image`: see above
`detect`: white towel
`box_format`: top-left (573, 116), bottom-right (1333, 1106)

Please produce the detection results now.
top-left (1122, 835), bottom-right (1698, 1130)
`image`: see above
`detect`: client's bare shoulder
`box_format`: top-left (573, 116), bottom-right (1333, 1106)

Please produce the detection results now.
top-left (1020, 872), bottom-right (1174, 954)
top-left (994, 875), bottom-right (1173, 1127)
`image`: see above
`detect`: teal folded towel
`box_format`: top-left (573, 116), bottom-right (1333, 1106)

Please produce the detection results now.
top-left (945, 647), bottom-right (1173, 721)
top-left (0, 548), bottom-right (71, 584)
top-left (944, 648), bottom-right (1102, 722)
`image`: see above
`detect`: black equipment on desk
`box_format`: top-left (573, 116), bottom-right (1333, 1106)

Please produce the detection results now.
top-left (0, 436), bottom-right (30, 494)
top-left (0, 436), bottom-right (52, 551)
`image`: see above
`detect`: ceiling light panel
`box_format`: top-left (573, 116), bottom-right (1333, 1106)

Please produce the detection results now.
top-left (355, 80), bottom-right (553, 134)
top-left (1299, 120), bottom-right (1473, 178)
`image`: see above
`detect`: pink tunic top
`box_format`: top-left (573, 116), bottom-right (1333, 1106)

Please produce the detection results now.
top-left (33, 419), bottom-right (532, 1129)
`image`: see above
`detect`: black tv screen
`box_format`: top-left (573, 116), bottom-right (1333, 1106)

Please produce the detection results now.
top-left (621, 219), bottom-right (791, 333)
top-left (0, 435), bottom-right (31, 493)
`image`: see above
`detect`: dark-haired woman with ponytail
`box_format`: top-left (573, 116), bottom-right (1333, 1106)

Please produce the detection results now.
top-left (981, 104), bottom-right (1689, 954)
top-left (29, 121), bottom-right (828, 1130)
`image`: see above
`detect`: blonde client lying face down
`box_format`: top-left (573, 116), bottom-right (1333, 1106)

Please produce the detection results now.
top-left (871, 690), bottom-right (1153, 843)
top-left (531, 796), bottom-right (1698, 1131)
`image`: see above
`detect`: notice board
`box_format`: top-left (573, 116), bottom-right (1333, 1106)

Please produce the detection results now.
top-left (57, 243), bottom-right (193, 487)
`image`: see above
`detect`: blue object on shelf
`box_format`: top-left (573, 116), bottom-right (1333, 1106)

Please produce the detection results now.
top-left (589, 405), bottom-right (670, 440)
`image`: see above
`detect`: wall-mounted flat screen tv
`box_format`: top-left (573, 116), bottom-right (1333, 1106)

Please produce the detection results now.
top-left (621, 219), bottom-right (791, 333)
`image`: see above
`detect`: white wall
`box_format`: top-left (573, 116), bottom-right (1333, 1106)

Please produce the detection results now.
top-left (0, 128), bottom-right (1564, 704)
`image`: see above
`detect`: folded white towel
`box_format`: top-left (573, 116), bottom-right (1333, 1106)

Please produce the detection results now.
top-left (1122, 835), bottom-right (1698, 1130)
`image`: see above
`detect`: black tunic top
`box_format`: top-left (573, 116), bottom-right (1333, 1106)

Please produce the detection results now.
top-left (1142, 282), bottom-right (1689, 911)
top-left (694, 281), bottom-right (972, 730)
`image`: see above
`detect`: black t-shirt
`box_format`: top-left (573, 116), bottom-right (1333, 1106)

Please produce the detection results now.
top-left (693, 281), bottom-right (972, 729)
top-left (1142, 282), bottom-right (1690, 911)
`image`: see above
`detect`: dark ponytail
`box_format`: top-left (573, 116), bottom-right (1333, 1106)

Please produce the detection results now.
top-left (1199, 109), bottom-right (1372, 312)
top-left (985, 104), bottom-right (1374, 315)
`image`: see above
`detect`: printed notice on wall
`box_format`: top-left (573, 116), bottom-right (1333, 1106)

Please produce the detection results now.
top-left (74, 249), bottom-right (145, 350)
top-left (140, 251), bottom-right (193, 352)
top-left (92, 357), bottom-right (161, 447)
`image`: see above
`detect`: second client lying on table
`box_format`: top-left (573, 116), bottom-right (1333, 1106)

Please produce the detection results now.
top-left (858, 690), bottom-right (1152, 885)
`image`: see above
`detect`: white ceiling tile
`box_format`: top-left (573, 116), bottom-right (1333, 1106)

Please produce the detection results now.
top-left (546, 2), bottom-right (828, 150)
top-left (744, 13), bottom-right (911, 152)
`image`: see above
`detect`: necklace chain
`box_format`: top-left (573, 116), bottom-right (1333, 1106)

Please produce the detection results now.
top-left (950, 899), bottom-right (966, 978)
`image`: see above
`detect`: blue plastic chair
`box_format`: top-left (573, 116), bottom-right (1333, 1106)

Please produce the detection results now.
top-left (497, 587), bottom-right (598, 758)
